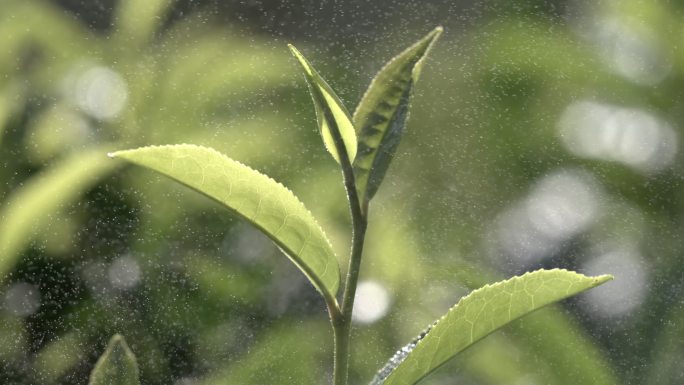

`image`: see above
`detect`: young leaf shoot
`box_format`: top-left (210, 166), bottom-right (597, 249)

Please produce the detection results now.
top-left (289, 44), bottom-right (358, 166)
top-left (109, 27), bottom-right (612, 385)
top-left (353, 26), bottom-right (442, 207)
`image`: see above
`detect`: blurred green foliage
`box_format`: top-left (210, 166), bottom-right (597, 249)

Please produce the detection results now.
top-left (1, 0), bottom-right (684, 384)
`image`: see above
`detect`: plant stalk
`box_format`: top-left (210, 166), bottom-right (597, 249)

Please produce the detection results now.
top-left (333, 210), bottom-right (367, 385)
top-left (331, 143), bottom-right (368, 385)
top-left (311, 77), bottom-right (368, 385)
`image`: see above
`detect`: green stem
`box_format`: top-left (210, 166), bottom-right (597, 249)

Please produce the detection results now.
top-left (334, 210), bottom-right (367, 385)
top-left (332, 311), bottom-right (350, 385)
top-left (332, 148), bottom-right (367, 385)
top-left (321, 131), bottom-right (366, 385)
top-left (311, 80), bottom-right (368, 385)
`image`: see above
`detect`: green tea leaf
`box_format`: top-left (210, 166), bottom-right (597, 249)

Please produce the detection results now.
top-left (289, 45), bottom-right (357, 165)
top-left (0, 147), bottom-right (119, 283)
top-left (443, 260), bottom-right (618, 385)
top-left (109, 144), bottom-right (340, 306)
top-left (353, 27), bottom-right (442, 204)
top-left (373, 269), bottom-right (612, 385)
top-left (88, 334), bottom-right (140, 385)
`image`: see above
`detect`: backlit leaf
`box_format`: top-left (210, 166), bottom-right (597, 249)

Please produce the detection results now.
top-left (289, 45), bottom-right (357, 165)
top-left (353, 27), bottom-right (442, 204)
top-left (373, 269), bottom-right (612, 385)
top-left (109, 144), bottom-right (340, 306)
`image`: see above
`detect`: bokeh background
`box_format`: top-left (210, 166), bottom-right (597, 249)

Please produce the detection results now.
top-left (1, 0), bottom-right (683, 384)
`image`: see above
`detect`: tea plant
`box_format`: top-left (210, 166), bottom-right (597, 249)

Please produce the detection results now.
top-left (102, 27), bottom-right (611, 385)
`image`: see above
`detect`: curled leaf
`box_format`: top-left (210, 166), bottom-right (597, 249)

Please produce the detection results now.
top-left (289, 44), bottom-right (357, 165)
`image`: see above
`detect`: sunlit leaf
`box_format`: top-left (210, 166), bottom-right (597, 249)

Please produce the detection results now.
top-left (0, 146), bottom-right (119, 283)
top-left (109, 144), bottom-right (341, 306)
top-left (289, 45), bottom-right (357, 165)
top-left (88, 334), bottom-right (140, 385)
top-left (372, 269), bottom-right (612, 385)
top-left (441, 260), bottom-right (618, 385)
top-left (353, 27), bottom-right (441, 205)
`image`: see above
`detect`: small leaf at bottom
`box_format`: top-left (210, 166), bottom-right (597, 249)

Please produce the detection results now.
top-left (88, 334), bottom-right (140, 385)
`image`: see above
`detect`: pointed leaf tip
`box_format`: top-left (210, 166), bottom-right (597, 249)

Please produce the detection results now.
top-left (88, 334), bottom-right (140, 385)
top-left (595, 274), bottom-right (614, 283)
top-left (433, 25), bottom-right (444, 34)
top-left (353, 27), bottom-right (443, 205)
top-left (110, 144), bottom-right (341, 306)
top-left (288, 44), bottom-right (357, 165)
top-left (375, 269), bottom-right (612, 385)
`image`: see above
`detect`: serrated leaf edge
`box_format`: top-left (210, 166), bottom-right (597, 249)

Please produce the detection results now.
top-left (110, 144), bottom-right (341, 304)
top-left (428, 269), bottom-right (612, 327)
top-left (288, 44), bottom-right (357, 164)
top-left (374, 268), bottom-right (612, 385)
top-left (351, 26), bottom-right (443, 126)
top-left (352, 27), bottom-right (443, 204)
